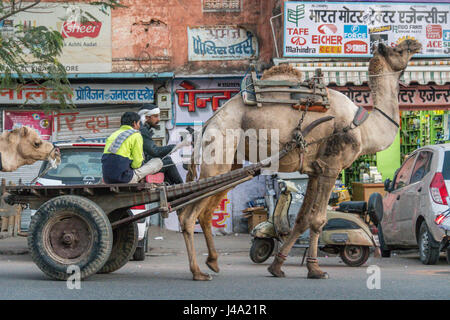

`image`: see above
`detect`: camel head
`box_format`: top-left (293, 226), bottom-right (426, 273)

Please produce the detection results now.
top-left (7, 126), bottom-right (60, 166)
top-left (375, 39), bottom-right (422, 72)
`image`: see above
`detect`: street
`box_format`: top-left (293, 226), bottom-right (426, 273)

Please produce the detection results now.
top-left (0, 227), bottom-right (448, 300)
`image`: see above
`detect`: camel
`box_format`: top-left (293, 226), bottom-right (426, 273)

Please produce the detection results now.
top-left (0, 126), bottom-right (60, 172)
top-left (179, 39), bottom-right (422, 280)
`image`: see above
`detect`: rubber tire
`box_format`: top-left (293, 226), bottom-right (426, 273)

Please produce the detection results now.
top-left (133, 247), bottom-right (145, 261)
top-left (418, 222), bottom-right (440, 265)
top-left (446, 247), bottom-right (450, 265)
top-left (377, 225), bottom-right (391, 258)
top-left (339, 245), bottom-right (370, 267)
top-left (249, 238), bottom-right (275, 263)
top-left (98, 209), bottom-right (138, 274)
top-left (28, 195), bottom-right (112, 281)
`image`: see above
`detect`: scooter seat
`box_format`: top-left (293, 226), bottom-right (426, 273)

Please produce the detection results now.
top-left (336, 201), bottom-right (367, 214)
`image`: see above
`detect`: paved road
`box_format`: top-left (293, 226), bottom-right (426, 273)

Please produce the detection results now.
top-left (0, 229), bottom-right (449, 301)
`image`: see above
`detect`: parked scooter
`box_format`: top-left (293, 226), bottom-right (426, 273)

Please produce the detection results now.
top-left (434, 200), bottom-right (450, 264)
top-left (250, 180), bottom-right (381, 267)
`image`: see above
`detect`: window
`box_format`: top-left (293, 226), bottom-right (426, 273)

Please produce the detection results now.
top-left (409, 151), bottom-right (433, 184)
top-left (393, 154), bottom-right (416, 190)
top-left (202, 0), bottom-right (241, 12)
top-left (443, 151), bottom-right (450, 180)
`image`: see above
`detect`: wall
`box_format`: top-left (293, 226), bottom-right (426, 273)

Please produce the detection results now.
top-left (112, 0), bottom-right (277, 74)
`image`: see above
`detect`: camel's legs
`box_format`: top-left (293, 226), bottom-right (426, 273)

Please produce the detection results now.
top-left (268, 175), bottom-right (319, 277)
top-left (305, 174), bottom-right (337, 279)
top-left (197, 190), bottom-right (229, 273)
top-left (178, 208), bottom-right (213, 280)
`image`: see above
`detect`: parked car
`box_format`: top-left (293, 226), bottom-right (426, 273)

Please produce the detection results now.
top-left (33, 142), bottom-right (150, 261)
top-left (377, 144), bottom-right (450, 265)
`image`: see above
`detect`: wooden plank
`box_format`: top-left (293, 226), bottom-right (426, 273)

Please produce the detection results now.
top-left (254, 80), bottom-right (300, 87)
top-left (255, 87), bottom-right (327, 95)
top-left (252, 71), bottom-right (262, 108)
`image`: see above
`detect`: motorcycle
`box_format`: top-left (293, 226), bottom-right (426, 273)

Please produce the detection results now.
top-left (434, 199), bottom-right (450, 264)
top-left (249, 180), bottom-right (382, 267)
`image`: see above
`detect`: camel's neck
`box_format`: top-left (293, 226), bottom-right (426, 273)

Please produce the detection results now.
top-left (359, 70), bottom-right (401, 155)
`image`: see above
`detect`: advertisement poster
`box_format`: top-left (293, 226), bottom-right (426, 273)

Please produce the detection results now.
top-left (188, 26), bottom-right (259, 61)
top-left (0, 3), bottom-right (111, 73)
top-left (0, 84), bottom-right (154, 105)
top-left (174, 78), bottom-right (241, 125)
top-left (284, 1), bottom-right (449, 57)
top-left (3, 111), bottom-right (53, 140)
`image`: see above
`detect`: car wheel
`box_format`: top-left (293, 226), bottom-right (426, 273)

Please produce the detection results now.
top-left (377, 225), bottom-right (391, 258)
top-left (447, 247), bottom-right (450, 265)
top-left (418, 222), bottom-right (440, 265)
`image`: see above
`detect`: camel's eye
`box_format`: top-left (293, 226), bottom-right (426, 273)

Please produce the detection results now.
top-left (34, 141), bottom-right (42, 148)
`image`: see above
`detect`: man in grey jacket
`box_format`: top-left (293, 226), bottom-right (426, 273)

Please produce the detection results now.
top-left (138, 104), bottom-right (187, 185)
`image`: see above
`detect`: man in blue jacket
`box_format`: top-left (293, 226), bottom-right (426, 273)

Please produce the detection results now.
top-left (102, 111), bottom-right (163, 184)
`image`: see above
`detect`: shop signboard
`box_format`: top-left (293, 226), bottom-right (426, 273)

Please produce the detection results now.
top-left (0, 3), bottom-right (111, 73)
top-left (174, 78), bottom-right (241, 125)
top-left (0, 84), bottom-right (154, 105)
top-left (188, 26), bottom-right (259, 61)
top-left (3, 111), bottom-right (52, 140)
top-left (331, 84), bottom-right (450, 110)
top-left (284, 1), bottom-right (450, 58)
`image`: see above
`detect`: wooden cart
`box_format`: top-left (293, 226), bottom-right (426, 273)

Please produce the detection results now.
top-left (1, 164), bottom-right (261, 280)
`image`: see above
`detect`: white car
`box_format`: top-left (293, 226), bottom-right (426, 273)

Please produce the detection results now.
top-left (378, 144), bottom-right (450, 265)
top-left (34, 142), bottom-right (150, 261)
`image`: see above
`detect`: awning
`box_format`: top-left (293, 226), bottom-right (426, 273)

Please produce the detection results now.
top-left (273, 59), bottom-right (450, 86)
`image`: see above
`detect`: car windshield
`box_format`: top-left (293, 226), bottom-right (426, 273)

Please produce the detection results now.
top-left (443, 151), bottom-right (450, 180)
top-left (41, 148), bottom-right (103, 180)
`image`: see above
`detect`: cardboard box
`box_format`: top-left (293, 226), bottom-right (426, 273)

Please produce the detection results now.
top-left (244, 208), bottom-right (268, 233)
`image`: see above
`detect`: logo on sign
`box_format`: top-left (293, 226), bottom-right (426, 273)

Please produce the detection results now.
top-left (426, 25), bottom-right (442, 39)
top-left (291, 36), bottom-right (307, 46)
top-left (287, 4), bottom-right (305, 27)
top-left (444, 30), bottom-right (450, 41)
top-left (318, 24), bottom-right (337, 35)
top-left (319, 46), bottom-right (342, 54)
top-left (344, 40), bottom-right (368, 54)
top-left (61, 21), bottom-right (102, 39)
top-left (344, 25), bottom-right (368, 39)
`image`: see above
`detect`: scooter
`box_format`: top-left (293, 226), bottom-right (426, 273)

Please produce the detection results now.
top-left (434, 200), bottom-right (450, 264)
top-left (249, 180), bottom-right (381, 267)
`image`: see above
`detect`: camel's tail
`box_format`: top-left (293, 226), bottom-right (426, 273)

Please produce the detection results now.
top-left (186, 152), bottom-right (197, 182)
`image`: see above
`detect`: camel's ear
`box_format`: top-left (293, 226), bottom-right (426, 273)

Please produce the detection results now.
top-left (20, 126), bottom-right (29, 137)
top-left (378, 43), bottom-right (387, 56)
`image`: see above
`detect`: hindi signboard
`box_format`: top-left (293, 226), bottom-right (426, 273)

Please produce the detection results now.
top-left (0, 84), bottom-right (154, 105)
top-left (188, 26), bottom-right (259, 61)
top-left (0, 3), bottom-right (111, 73)
top-left (3, 111), bottom-right (53, 140)
top-left (174, 78), bottom-right (241, 125)
top-left (284, 1), bottom-right (450, 58)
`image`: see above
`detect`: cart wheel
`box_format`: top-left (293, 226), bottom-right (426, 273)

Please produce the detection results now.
top-left (98, 209), bottom-right (138, 274)
top-left (249, 238), bottom-right (275, 263)
top-left (28, 195), bottom-right (112, 281)
top-left (339, 245), bottom-right (370, 267)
